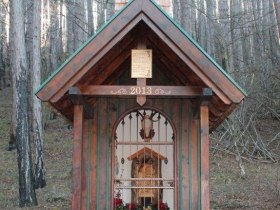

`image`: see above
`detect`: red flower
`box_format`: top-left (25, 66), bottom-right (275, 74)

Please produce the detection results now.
top-left (160, 202), bottom-right (166, 210)
top-left (126, 203), bottom-right (136, 210)
top-left (114, 198), bottom-right (123, 206)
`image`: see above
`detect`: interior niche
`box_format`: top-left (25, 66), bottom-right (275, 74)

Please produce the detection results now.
top-left (128, 147), bottom-right (166, 206)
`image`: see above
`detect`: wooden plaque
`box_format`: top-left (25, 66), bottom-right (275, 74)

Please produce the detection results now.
top-left (131, 49), bottom-right (152, 78)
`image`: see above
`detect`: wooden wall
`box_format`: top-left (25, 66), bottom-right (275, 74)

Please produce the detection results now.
top-left (75, 97), bottom-right (203, 210)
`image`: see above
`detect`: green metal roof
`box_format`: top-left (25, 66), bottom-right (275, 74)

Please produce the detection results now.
top-left (36, 0), bottom-right (247, 97)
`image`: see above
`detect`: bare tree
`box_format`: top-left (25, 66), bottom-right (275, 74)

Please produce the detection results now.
top-left (74, 0), bottom-right (87, 49)
top-left (10, 0), bottom-right (37, 206)
top-left (9, 0), bottom-right (17, 151)
top-left (206, 0), bottom-right (216, 57)
top-left (0, 1), bottom-right (8, 89)
top-left (230, 0), bottom-right (244, 79)
top-left (273, 0), bottom-right (280, 38)
top-left (50, 0), bottom-right (60, 71)
top-left (66, 0), bottom-right (75, 54)
top-left (32, 0), bottom-right (46, 189)
top-left (216, 0), bottom-right (233, 71)
top-left (106, 0), bottom-right (115, 21)
top-left (97, 0), bottom-right (106, 30)
top-left (197, 0), bottom-right (207, 48)
top-left (87, 0), bottom-right (94, 36)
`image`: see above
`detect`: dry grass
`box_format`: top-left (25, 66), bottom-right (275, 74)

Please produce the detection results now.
top-left (0, 87), bottom-right (279, 209)
top-left (0, 88), bottom-right (72, 210)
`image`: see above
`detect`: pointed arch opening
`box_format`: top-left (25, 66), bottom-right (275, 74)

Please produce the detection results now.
top-left (112, 107), bottom-right (176, 210)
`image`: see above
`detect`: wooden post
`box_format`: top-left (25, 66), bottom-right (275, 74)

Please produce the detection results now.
top-left (136, 39), bottom-right (147, 106)
top-left (200, 103), bottom-right (210, 210)
top-left (72, 105), bottom-right (84, 210)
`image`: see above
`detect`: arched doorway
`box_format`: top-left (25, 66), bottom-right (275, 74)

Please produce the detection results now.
top-left (112, 107), bottom-right (176, 209)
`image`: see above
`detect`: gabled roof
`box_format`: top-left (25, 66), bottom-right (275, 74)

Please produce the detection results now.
top-left (35, 0), bottom-right (246, 129)
top-left (127, 147), bottom-right (167, 161)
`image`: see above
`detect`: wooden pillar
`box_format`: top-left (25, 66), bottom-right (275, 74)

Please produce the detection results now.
top-left (200, 104), bottom-right (210, 210)
top-left (72, 105), bottom-right (84, 210)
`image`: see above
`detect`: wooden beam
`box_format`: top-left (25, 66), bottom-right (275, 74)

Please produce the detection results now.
top-left (78, 85), bottom-right (205, 97)
top-left (200, 104), bottom-right (210, 210)
top-left (193, 88), bottom-right (212, 119)
top-left (69, 87), bottom-right (94, 119)
top-left (72, 105), bottom-right (84, 210)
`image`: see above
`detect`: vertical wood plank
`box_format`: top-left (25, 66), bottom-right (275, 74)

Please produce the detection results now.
top-left (81, 119), bottom-right (89, 210)
top-left (200, 105), bottom-right (210, 210)
top-left (181, 99), bottom-right (189, 210)
top-left (109, 98), bottom-right (118, 210)
top-left (72, 105), bottom-right (84, 210)
top-left (191, 119), bottom-right (198, 209)
top-left (99, 98), bottom-right (108, 209)
top-left (170, 99), bottom-right (179, 210)
top-left (90, 117), bottom-right (98, 209)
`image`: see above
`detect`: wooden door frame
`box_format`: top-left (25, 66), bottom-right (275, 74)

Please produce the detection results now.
top-left (110, 106), bottom-right (178, 210)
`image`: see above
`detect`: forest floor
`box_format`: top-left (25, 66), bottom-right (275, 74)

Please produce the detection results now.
top-left (0, 87), bottom-right (279, 210)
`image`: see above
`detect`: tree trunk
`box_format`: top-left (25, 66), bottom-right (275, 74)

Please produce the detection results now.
top-left (179, 0), bottom-right (196, 37)
top-left (273, 0), bottom-right (280, 38)
top-left (32, 0), bottom-right (46, 189)
top-left (206, 0), bottom-right (216, 57)
top-left (218, 0), bottom-right (233, 71)
top-left (106, 0), bottom-right (115, 21)
top-left (9, 0), bottom-right (17, 151)
top-left (251, 0), bottom-right (263, 68)
top-left (172, 0), bottom-right (181, 23)
top-left (97, 0), bottom-right (105, 30)
top-left (50, 0), bottom-right (59, 71)
top-left (0, 2), bottom-right (4, 90)
top-left (66, 0), bottom-right (75, 54)
top-left (87, 0), bottom-right (94, 36)
top-left (24, 0), bottom-right (33, 70)
top-left (269, 0), bottom-right (280, 66)
top-left (230, 0), bottom-right (244, 78)
top-left (11, 0), bottom-right (37, 206)
top-left (74, 0), bottom-right (87, 49)
top-left (198, 0), bottom-right (207, 48)
top-left (58, 0), bottom-right (64, 58)
top-left (1, 1), bottom-right (10, 88)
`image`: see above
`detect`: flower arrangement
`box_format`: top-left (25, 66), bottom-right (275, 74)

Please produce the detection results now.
top-left (114, 199), bottom-right (169, 210)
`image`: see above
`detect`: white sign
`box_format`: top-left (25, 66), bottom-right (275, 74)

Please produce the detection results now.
top-left (131, 49), bottom-right (152, 78)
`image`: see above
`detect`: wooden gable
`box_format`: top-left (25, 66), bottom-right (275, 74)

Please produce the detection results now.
top-left (35, 0), bottom-right (246, 129)
top-left (127, 147), bottom-right (167, 161)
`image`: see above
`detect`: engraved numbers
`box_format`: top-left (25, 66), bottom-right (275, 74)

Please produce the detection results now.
top-left (130, 86), bottom-right (152, 95)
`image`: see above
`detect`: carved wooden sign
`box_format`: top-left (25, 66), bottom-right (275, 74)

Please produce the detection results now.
top-left (110, 86), bottom-right (171, 95)
top-left (131, 49), bottom-right (152, 78)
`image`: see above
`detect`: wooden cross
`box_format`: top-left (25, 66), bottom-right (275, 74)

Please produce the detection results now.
top-left (136, 40), bottom-right (148, 106)
top-left (136, 78), bottom-right (146, 106)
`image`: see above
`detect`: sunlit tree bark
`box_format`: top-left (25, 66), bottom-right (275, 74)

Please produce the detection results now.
top-left (32, 0), bottom-right (46, 189)
top-left (11, 0), bottom-right (37, 206)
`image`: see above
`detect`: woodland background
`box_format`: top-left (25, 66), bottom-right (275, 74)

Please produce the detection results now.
top-left (0, 0), bottom-right (279, 209)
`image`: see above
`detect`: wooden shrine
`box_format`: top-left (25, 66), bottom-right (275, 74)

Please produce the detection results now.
top-left (35, 0), bottom-right (246, 209)
top-left (128, 147), bottom-right (167, 205)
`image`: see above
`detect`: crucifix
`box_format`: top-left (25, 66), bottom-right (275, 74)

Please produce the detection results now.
top-left (131, 40), bottom-right (152, 106)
